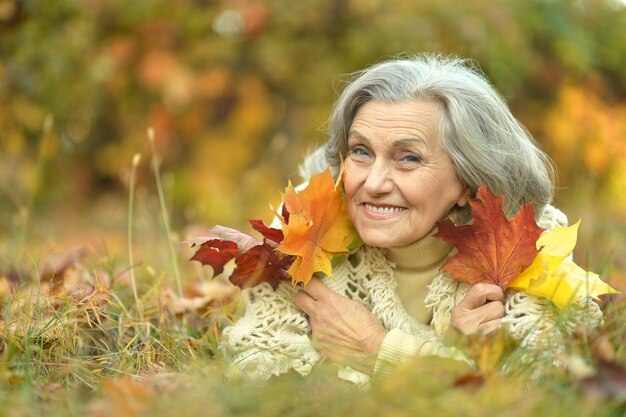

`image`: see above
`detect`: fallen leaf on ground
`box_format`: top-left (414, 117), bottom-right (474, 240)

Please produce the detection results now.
top-left (160, 279), bottom-right (239, 315)
top-left (581, 359), bottom-right (626, 406)
top-left (88, 376), bottom-right (155, 417)
top-left (38, 246), bottom-right (88, 282)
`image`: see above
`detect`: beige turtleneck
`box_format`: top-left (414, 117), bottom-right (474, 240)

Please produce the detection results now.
top-left (373, 235), bottom-right (471, 378)
top-left (385, 235), bottom-right (453, 323)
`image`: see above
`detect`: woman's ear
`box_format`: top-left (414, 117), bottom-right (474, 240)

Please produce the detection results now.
top-left (456, 184), bottom-right (472, 207)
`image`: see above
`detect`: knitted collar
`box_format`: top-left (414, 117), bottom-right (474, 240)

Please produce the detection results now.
top-left (385, 234), bottom-right (452, 272)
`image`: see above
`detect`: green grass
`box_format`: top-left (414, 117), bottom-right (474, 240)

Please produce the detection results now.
top-left (0, 201), bottom-right (624, 417)
top-left (1, 148), bottom-right (625, 416)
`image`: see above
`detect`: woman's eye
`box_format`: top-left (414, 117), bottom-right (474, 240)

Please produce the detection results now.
top-left (399, 153), bottom-right (422, 164)
top-left (348, 145), bottom-right (370, 160)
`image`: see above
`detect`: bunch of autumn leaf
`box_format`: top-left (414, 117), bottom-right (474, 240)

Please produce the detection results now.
top-left (192, 171), bottom-right (617, 309)
top-left (190, 168), bottom-right (358, 289)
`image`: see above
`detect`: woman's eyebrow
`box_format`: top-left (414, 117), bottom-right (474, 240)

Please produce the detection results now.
top-left (392, 137), bottom-right (429, 149)
top-left (347, 129), bottom-right (371, 145)
top-left (348, 129), bottom-right (429, 150)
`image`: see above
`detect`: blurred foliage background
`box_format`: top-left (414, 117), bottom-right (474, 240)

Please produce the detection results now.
top-left (1, 0), bottom-right (626, 277)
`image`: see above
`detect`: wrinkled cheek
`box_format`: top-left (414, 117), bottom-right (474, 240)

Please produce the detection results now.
top-left (343, 163), bottom-right (368, 228)
top-left (346, 201), bottom-right (359, 226)
top-left (342, 163), bottom-right (361, 198)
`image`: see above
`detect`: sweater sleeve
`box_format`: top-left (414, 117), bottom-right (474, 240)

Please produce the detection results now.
top-left (219, 282), bottom-right (320, 380)
top-left (373, 328), bottom-right (472, 378)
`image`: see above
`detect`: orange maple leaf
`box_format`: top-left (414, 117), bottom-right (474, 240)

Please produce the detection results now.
top-left (434, 184), bottom-right (544, 289)
top-left (278, 167), bottom-right (357, 286)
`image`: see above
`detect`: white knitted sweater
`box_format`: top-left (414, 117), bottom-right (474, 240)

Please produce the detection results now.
top-left (220, 205), bottom-right (603, 381)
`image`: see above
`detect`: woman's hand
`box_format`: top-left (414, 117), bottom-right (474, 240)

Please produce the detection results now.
top-left (294, 278), bottom-right (387, 375)
top-left (451, 283), bottom-right (505, 336)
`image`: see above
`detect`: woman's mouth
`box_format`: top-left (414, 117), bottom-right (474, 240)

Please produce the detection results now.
top-left (362, 203), bottom-right (407, 219)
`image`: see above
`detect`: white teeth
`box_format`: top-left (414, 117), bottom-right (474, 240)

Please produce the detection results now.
top-left (364, 204), bottom-right (405, 214)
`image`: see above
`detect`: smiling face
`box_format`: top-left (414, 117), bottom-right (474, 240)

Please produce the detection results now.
top-left (342, 100), bottom-right (470, 248)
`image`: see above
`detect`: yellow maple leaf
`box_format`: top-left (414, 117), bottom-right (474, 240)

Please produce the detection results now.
top-left (508, 220), bottom-right (619, 308)
top-left (278, 167), bottom-right (358, 286)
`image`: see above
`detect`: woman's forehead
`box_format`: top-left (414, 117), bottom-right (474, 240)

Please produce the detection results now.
top-left (349, 100), bottom-right (442, 143)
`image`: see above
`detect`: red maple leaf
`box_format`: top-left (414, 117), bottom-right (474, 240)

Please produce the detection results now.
top-left (248, 219), bottom-right (284, 244)
top-left (281, 203), bottom-right (290, 225)
top-left (230, 244), bottom-right (293, 289)
top-left (190, 219), bottom-right (294, 289)
top-left (434, 184), bottom-right (544, 289)
top-left (190, 239), bottom-right (239, 276)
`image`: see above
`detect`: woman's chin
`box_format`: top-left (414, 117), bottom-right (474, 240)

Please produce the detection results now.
top-left (359, 233), bottom-right (408, 249)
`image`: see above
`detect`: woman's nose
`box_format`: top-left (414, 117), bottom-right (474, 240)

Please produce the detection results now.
top-left (363, 159), bottom-right (394, 195)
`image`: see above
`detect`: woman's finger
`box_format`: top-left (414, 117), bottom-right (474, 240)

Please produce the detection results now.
top-left (476, 318), bottom-right (502, 336)
top-left (471, 300), bottom-right (505, 322)
top-left (300, 278), bottom-right (334, 301)
top-left (460, 283), bottom-right (504, 309)
top-left (294, 290), bottom-right (317, 314)
top-left (452, 299), bottom-right (505, 335)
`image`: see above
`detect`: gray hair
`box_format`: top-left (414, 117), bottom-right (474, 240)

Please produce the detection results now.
top-left (304, 53), bottom-right (554, 219)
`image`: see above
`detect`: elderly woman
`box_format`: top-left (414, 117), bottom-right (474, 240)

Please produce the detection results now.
top-left (220, 54), bottom-right (602, 382)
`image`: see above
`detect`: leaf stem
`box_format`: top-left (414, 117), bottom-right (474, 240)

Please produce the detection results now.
top-left (128, 153), bottom-right (144, 321)
top-left (148, 128), bottom-right (183, 297)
